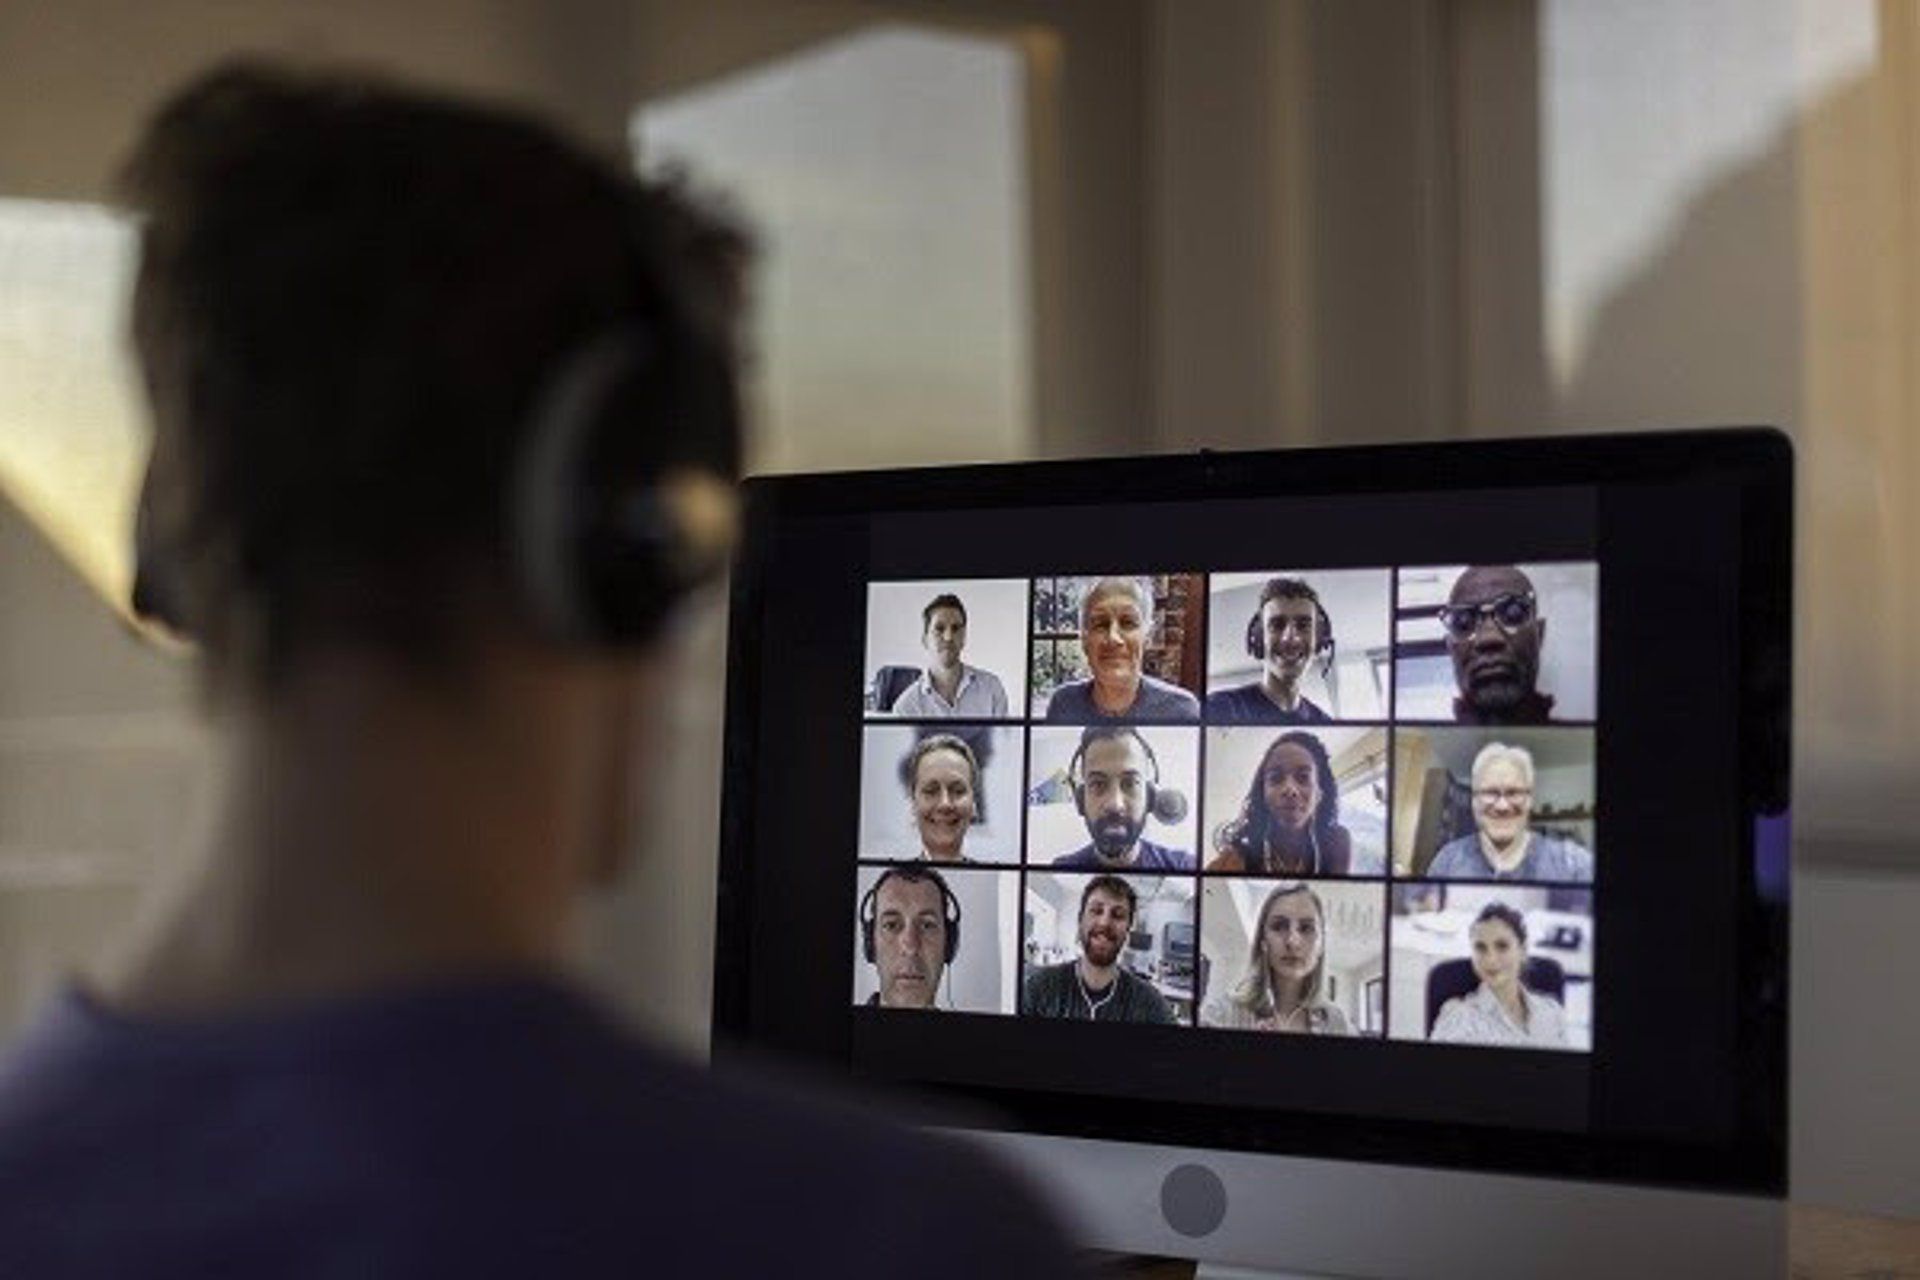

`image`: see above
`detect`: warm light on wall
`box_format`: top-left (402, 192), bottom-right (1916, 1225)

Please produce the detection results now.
top-left (0, 198), bottom-right (147, 618)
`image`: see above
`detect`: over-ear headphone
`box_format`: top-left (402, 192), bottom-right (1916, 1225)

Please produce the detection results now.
top-left (1244, 584), bottom-right (1336, 666)
top-left (130, 197), bottom-right (741, 651)
top-left (508, 317), bottom-right (739, 648)
top-left (1068, 726), bottom-right (1162, 815)
top-left (859, 866), bottom-right (962, 965)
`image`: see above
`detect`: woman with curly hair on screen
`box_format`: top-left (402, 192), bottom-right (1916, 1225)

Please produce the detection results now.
top-left (1207, 731), bottom-right (1356, 875)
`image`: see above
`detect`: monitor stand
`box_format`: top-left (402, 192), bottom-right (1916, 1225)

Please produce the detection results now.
top-left (957, 1129), bottom-right (1786, 1279)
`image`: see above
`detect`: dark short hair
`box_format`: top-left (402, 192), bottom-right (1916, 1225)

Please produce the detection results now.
top-left (1259, 577), bottom-right (1321, 612)
top-left (1473, 901), bottom-right (1528, 946)
top-left (123, 61), bottom-right (749, 692)
top-left (922, 593), bottom-right (967, 632)
top-left (1074, 725), bottom-right (1157, 781)
top-left (1079, 873), bottom-right (1138, 922)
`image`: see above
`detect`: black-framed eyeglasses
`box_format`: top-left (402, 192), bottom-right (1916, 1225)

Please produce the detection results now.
top-left (1436, 591), bottom-right (1537, 639)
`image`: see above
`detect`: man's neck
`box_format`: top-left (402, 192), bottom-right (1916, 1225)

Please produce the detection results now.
top-left (1095, 842), bottom-right (1142, 868)
top-left (1260, 672), bottom-right (1302, 711)
top-left (96, 649), bottom-right (610, 1019)
top-left (928, 660), bottom-right (963, 697)
top-left (1090, 677), bottom-right (1139, 714)
top-left (1077, 956), bottom-right (1117, 992)
top-left (1478, 829), bottom-right (1532, 873)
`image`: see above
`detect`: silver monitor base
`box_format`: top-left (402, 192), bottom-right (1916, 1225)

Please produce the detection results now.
top-left (954, 1129), bottom-right (1785, 1280)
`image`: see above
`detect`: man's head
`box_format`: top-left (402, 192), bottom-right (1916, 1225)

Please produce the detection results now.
top-left (1078, 577), bottom-right (1153, 691)
top-left (1469, 742), bottom-right (1536, 851)
top-left (1076, 874), bottom-right (1137, 972)
top-left (864, 867), bottom-right (957, 1008)
top-left (1072, 726), bottom-right (1157, 862)
top-left (1440, 566), bottom-right (1547, 720)
top-left (123, 62), bottom-right (749, 697)
top-left (921, 594), bottom-right (967, 669)
top-left (1250, 578), bottom-right (1325, 690)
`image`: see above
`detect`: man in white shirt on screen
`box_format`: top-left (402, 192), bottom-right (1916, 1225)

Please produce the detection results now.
top-left (892, 592), bottom-right (1009, 717)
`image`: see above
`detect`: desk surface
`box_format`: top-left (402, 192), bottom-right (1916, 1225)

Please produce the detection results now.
top-left (1084, 1205), bottom-right (1920, 1279)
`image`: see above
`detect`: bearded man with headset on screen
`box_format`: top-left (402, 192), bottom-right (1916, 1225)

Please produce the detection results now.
top-left (0, 62), bottom-right (1070, 1278)
top-left (1051, 726), bottom-right (1195, 871)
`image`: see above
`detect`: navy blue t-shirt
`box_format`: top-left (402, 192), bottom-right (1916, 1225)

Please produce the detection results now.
top-left (0, 979), bottom-right (1076, 1278)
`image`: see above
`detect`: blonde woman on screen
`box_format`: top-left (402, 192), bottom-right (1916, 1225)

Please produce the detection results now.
top-left (1202, 882), bottom-right (1353, 1034)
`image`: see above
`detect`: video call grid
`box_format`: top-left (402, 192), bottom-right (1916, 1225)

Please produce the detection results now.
top-left (855, 565), bottom-right (1600, 1052)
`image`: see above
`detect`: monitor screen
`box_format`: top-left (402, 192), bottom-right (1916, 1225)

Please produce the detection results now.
top-left (714, 430), bottom-right (1789, 1211)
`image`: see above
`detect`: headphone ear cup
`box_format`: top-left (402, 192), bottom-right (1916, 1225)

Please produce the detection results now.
top-left (1245, 612), bottom-right (1263, 659)
top-left (511, 326), bottom-right (739, 649)
top-left (945, 913), bottom-right (960, 965)
top-left (859, 882), bottom-right (878, 963)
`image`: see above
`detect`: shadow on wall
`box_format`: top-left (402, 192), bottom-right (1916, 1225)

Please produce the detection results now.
top-left (1552, 66), bottom-right (1920, 1220)
top-left (1558, 66), bottom-right (1920, 847)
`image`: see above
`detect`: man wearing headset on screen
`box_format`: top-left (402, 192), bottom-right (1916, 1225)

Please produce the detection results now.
top-left (1206, 577), bottom-right (1336, 724)
top-left (0, 63), bottom-right (1071, 1278)
top-left (1442, 565), bottom-right (1557, 725)
top-left (1050, 726), bottom-right (1195, 870)
top-left (1022, 875), bottom-right (1176, 1024)
top-left (859, 866), bottom-right (962, 1009)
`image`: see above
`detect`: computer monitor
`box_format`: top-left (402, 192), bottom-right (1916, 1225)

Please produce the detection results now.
top-left (715, 430), bottom-right (1790, 1278)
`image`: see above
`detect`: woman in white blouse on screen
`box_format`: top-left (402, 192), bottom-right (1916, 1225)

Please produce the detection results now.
top-left (1430, 901), bottom-right (1568, 1048)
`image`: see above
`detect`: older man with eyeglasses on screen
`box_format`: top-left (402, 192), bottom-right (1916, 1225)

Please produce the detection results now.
top-left (1427, 743), bottom-right (1594, 883)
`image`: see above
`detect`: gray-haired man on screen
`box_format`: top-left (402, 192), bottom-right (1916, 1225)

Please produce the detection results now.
top-left (0, 62), bottom-right (1071, 1279)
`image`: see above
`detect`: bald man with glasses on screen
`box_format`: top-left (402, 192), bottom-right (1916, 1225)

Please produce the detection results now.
top-left (1440, 565), bottom-right (1557, 726)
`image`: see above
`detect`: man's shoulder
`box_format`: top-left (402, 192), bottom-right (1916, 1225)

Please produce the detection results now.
top-left (1427, 836), bottom-right (1481, 876)
top-left (1043, 681), bottom-right (1091, 720)
top-left (891, 672), bottom-right (945, 714)
top-left (1051, 843), bottom-right (1101, 868)
top-left (0, 982), bottom-right (1073, 1277)
top-left (1204, 683), bottom-right (1264, 719)
top-left (1530, 831), bottom-right (1595, 876)
top-left (1138, 676), bottom-right (1200, 715)
top-left (1020, 963), bottom-right (1076, 1015)
top-left (1113, 967), bottom-right (1174, 1021)
top-left (1137, 839), bottom-right (1195, 870)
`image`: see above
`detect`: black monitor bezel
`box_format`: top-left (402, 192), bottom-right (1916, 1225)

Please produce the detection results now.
top-left (712, 426), bottom-right (1791, 1198)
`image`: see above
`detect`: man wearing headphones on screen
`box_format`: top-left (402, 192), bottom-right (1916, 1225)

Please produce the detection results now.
top-left (860, 866), bottom-right (961, 1009)
top-left (1206, 577), bottom-right (1335, 725)
top-left (1050, 726), bottom-right (1195, 870)
top-left (0, 63), bottom-right (1069, 1278)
